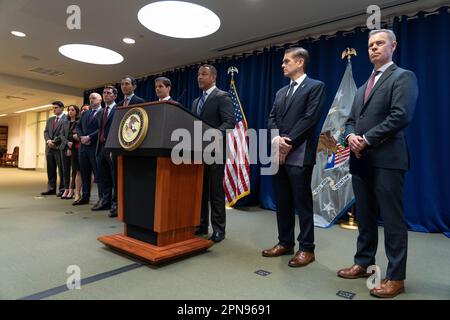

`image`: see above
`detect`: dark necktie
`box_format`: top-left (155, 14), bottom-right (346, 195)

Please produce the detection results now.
top-left (99, 107), bottom-right (109, 144)
top-left (123, 97), bottom-right (130, 107)
top-left (364, 71), bottom-right (381, 103)
top-left (88, 110), bottom-right (97, 124)
top-left (52, 116), bottom-right (59, 130)
top-left (196, 92), bottom-right (207, 115)
top-left (284, 81), bottom-right (298, 112)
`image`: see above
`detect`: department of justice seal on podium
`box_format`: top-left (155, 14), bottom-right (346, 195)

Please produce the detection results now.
top-left (118, 107), bottom-right (148, 151)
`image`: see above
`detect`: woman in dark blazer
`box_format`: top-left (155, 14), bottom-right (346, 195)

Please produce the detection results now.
top-left (61, 105), bottom-right (81, 201)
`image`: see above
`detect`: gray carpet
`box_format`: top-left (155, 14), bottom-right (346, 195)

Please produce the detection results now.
top-left (0, 168), bottom-right (449, 300)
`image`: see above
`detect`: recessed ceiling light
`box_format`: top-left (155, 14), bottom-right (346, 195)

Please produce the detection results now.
top-left (0, 114), bottom-right (7, 117)
top-left (58, 44), bottom-right (124, 65)
top-left (11, 31), bottom-right (26, 37)
top-left (138, 1), bottom-right (221, 39)
top-left (123, 38), bottom-right (136, 44)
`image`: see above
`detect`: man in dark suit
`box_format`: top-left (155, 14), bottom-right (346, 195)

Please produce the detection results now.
top-left (106, 76), bottom-right (145, 217)
top-left (155, 77), bottom-right (174, 102)
top-left (191, 64), bottom-right (235, 243)
top-left (94, 86), bottom-right (118, 216)
top-left (74, 93), bottom-right (102, 206)
top-left (263, 48), bottom-right (326, 268)
top-left (117, 75), bottom-right (145, 107)
top-left (42, 101), bottom-right (68, 196)
top-left (337, 29), bottom-right (418, 298)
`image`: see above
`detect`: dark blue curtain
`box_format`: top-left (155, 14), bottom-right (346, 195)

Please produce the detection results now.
top-left (393, 8), bottom-right (450, 235)
top-left (84, 7), bottom-right (450, 235)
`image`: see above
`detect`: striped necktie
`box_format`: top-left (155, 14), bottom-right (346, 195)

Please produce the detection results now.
top-left (196, 92), bottom-right (207, 115)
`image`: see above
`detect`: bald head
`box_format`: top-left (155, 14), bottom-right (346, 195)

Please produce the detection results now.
top-left (89, 93), bottom-right (102, 108)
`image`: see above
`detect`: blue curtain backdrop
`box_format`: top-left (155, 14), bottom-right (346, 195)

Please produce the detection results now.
top-left (84, 7), bottom-right (450, 235)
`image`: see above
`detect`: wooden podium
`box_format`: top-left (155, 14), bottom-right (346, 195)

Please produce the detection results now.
top-left (98, 101), bottom-right (217, 265)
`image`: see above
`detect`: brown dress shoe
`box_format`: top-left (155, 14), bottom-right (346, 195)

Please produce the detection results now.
top-left (337, 264), bottom-right (370, 279)
top-left (370, 280), bottom-right (404, 298)
top-left (288, 251), bottom-right (315, 267)
top-left (262, 244), bottom-right (294, 257)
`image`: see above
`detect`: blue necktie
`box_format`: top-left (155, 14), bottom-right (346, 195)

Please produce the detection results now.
top-left (88, 110), bottom-right (97, 124)
top-left (284, 81), bottom-right (298, 112)
top-left (196, 92), bottom-right (207, 115)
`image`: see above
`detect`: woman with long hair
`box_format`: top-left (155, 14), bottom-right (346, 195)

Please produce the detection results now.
top-left (61, 105), bottom-right (81, 201)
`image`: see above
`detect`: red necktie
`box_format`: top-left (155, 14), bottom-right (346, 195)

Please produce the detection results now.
top-left (123, 98), bottom-right (129, 107)
top-left (364, 71), bottom-right (381, 103)
top-left (100, 107), bottom-right (109, 144)
top-left (52, 117), bottom-right (59, 130)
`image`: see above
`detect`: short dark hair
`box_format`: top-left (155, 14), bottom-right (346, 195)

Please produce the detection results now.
top-left (103, 85), bottom-right (118, 96)
top-left (121, 75), bottom-right (137, 86)
top-left (199, 64), bottom-right (217, 77)
top-left (154, 77), bottom-right (172, 87)
top-left (52, 101), bottom-right (64, 109)
top-left (285, 47), bottom-right (310, 72)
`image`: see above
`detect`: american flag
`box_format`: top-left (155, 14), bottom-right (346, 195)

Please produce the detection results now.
top-left (334, 143), bottom-right (351, 166)
top-left (223, 79), bottom-right (250, 206)
top-left (324, 143), bottom-right (351, 170)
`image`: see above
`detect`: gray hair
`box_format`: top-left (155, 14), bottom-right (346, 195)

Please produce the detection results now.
top-left (369, 29), bottom-right (397, 43)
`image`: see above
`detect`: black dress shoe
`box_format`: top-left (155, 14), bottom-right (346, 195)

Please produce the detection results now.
top-left (72, 198), bottom-right (90, 206)
top-left (41, 190), bottom-right (56, 196)
top-left (92, 202), bottom-right (111, 211)
top-left (208, 232), bottom-right (225, 243)
top-left (56, 191), bottom-right (64, 197)
top-left (108, 210), bottom-right (117, 218)
top-left (110, 205), bottom-right (117, 214)
top-left (195, 227), bottom-right (208, 235)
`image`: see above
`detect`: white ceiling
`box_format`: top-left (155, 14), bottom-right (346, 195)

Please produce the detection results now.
top-left (0, 0), bottom-right (445, 115)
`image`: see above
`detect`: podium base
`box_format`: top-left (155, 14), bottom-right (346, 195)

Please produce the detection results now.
top-left (98, 234), bottom-right (214, 265)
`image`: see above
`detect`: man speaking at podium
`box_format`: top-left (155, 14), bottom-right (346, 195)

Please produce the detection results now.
top-left (192, 64), bottom-right (235, 243)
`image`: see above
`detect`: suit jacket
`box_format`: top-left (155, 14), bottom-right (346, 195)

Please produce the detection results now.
top-left (117, 94), bottom-right (145, 107)
top-left (191, 88), bottom-right (235, 131)
top-left (44, 114), bottom-right (68, 154)
top-left (76, 108), bottom-right (101, 153)
top-left (96, 104), bottom-right (117, 155)
top-left (61, 120), bottom-right (79, 151)
top-left (268, 77), bottom-right (326, 167)
top-left (344, 64), bottom-right (418, 171)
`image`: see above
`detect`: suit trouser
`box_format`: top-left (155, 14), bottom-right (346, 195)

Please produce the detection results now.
top-left (96, 144), bottom-right (116, 206)
top-left (200, 163), bottom-right (226, 235)
top-left (352, 166), bottom-right (407, 280)
top-left (273, 165), bottom-right (315, 252)
top-left (61, 151), bottom-right (72, 190)
top-left (79, 148), bottom-right (101, 200)
top-left (46, 149), bottom-right (64, 192)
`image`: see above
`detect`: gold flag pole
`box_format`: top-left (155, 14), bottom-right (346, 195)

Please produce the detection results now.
top-left (339, 48), bottom-right (358, 231)
top-left (340, 205), bottom-right (358, 230)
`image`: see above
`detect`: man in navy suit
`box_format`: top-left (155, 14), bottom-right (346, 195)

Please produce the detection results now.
top-left (337, 29), bottom-right (418, 298)
top-left (263, 48), bottom-right (326, 268)
top-left (191, 64), bottom-right (235, 243)
top-left (94, 86), bottom-right (118, 215)
top-left (117, 75), bottom-right (145, 107)
top-left (73, 93), bottom-right (102, 206)
top-left (155, 77), bottom-right (174, 102)
top-left (105, 76), bottom-right (145, 216)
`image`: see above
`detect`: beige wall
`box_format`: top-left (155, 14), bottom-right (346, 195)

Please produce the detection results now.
top-left (1, 114), bottom-right (39, 169)
top-left (0, 116), bottom-right (21, 154)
